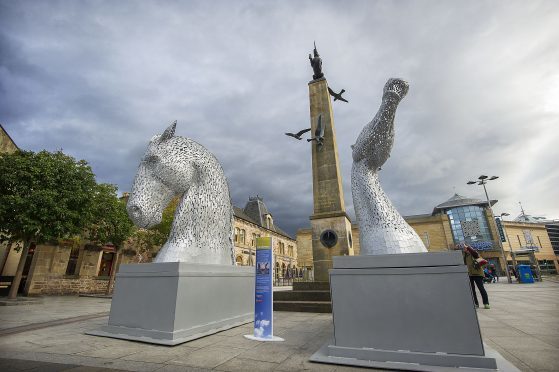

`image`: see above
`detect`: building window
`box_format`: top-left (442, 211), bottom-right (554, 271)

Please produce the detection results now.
top-left (279, 242), bottom-right (285, 255)
top-left (545, 223), bottom-right (559, 255)
top-left (236, 255), bottom-right (244, 266)
top-left (234, 227), bottom-right (240, 243)
top-left (523, 230), bottom-right (535, 248)
top-left (275, 262), bottom-right (280, 279)
top-left (65, 246), bottom-right (81, 275)
top-left (288, 245), bottom-right (293, 257)
top-left (539, 260), bottom-right (557, 275)
top-left (422, 233), bottom-right (430, 248)
top-left (265, 214), bottom-right (273, 229)
top-left (446, 206), bottom-right (493, 250)
top-left (252, 233), bottom-right (257, 247)
top-left (98, 252), bottom-right (115, 277)
top-left (239, 229), bottom-right (246, 245)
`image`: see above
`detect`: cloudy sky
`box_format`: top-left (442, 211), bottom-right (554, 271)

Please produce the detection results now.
top-left (1, 0), bottom-right (558, 236)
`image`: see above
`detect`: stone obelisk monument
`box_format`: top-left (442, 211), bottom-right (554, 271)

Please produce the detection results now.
top-left (308, 44), bottom-right (354, 282)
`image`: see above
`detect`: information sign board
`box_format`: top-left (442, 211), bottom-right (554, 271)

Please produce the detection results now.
top-left (244, 237), bottom-right (283, 342)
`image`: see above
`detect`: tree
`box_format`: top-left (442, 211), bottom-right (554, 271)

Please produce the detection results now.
top-left (0, 150), bottom-right (97, 299)
top-left (86, 183), bottom-right (134, 294)
top-left (127, 196), bottom-right (179, 261)
top-left (87, 183), bottom-right (134, 248)
top-left (151, 196), bottom-right (179, 246)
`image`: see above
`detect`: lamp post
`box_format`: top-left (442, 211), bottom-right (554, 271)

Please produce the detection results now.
top-left (467, 175), bottom-right (512, 283)
top-left (498, 212), bottom-right (518, 274)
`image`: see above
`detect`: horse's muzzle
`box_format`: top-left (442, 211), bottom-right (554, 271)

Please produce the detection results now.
top-left (127, 203), bottom-right (154, 228)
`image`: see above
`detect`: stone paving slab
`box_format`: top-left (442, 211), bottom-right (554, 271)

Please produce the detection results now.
top-left (0, 296), bottom-right (111, 330)
top-left (0, 280), bottom-right (557, 371)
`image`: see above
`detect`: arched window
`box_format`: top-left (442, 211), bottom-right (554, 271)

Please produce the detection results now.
top-left (265, 214), bottom-right (273, 229)
top-left (282, 262), bottom-right (286, 277)
top-left (275, 262), bottom-right (280, 279)
top-left (236, 255), bottom-right (244, 266)
top-left (240, 229), bottom-right (246, 245)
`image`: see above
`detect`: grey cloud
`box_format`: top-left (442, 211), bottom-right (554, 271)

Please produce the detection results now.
top-left (1, 0), bottom-right (558, 236)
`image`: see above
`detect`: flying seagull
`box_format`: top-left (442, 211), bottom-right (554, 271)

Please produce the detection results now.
top-left (307, 114), bottom-right (324, 148)
top-left (328, 87), bottom-right (348, 103)
top-left (285, 128), bottom-right (311, 140)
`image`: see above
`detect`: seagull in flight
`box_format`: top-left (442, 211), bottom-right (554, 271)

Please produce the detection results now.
top-left (328, 87), bottom-right (348, 103)
top-left (285, 128), bottom-right (311, 140)
top-left (307, 114), bottom-right (324, 149)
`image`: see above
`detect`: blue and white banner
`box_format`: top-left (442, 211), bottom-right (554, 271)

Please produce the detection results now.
top-left (244, 236), bottom-right (283, 342)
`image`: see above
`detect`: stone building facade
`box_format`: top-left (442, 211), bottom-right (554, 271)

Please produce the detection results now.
top-left (232, 196), bottom-right (298, 279)
top-left (0, 124), bottom-right (297, 295)
top-left (0, 124), bottom-right (18, 154)
top-left (1, 196), bottom-right (297, 296)
top-left (297, 193), bottom-right (559, 276)
top-left (1, 240), bottom-right (138, 296)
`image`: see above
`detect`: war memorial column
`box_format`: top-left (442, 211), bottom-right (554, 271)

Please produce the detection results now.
top-left (308, 45), bottom-right (354, 282)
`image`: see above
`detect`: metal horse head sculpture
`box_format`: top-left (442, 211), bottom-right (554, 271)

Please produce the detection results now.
top-left (127, 122), bottom-right (234, 264)
top-left (351, 78), bottom-right (427, 255)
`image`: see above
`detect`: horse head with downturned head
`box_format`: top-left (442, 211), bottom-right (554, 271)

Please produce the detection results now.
top-left (127, 122), bottom-right (234, 265)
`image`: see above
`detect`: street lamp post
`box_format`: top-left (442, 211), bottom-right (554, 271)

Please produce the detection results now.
top-left (467, 175), bottom-right (513, 283)
top-left (498, 212), bottom-right (518, 276)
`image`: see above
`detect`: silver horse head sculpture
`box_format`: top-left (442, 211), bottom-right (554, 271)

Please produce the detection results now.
top-left (127, 122), bottom-right (235, 264)
top-left (351, 79), bottom-right (427, 255)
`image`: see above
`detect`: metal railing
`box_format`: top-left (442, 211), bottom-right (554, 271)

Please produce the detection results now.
top-left (273, 270), bottom-right (314, 286)
top-left (273, 277), bottom-right (293, 287)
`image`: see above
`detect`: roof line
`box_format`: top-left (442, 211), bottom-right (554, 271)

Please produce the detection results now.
top-left (233, 206), bottom-right (294, 241)
top-left (0, 123), bottom-right (20, 150)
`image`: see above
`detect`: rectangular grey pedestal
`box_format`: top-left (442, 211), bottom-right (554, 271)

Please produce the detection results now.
top-left (87, 262), bottom-right (254, 345)
top-left (310, 252), bottom-right (500, 371)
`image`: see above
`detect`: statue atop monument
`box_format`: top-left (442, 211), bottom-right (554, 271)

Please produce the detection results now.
top-left (309, 42), bottom-right (324, 80)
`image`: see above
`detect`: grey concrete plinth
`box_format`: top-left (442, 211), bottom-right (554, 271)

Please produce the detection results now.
top-left (310, 252), bottom-right (500, 371)
top-left (87, 262), bottom-right (254, 345)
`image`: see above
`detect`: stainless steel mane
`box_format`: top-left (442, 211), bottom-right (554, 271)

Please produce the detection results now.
top-left (127, 122), bottom-right (234, 264)
top-left (351, 79), bottom-right (427, 255)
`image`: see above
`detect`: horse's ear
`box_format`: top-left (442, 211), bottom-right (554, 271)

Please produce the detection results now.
top-left (160, 120), bottom-right (177, 142)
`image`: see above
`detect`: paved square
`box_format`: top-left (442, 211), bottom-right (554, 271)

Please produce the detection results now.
top-left (1, 280), bottom-right (558, 371)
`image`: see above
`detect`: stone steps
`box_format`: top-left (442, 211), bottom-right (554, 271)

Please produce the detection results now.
top-left (273, 300), bottom-right (332, 313)
top-left (274, 290), bottom-right (331, 302)
top-left (272, 281), bottom-right (332, 313)
top-left (292, 281), bottom-right (330, 291)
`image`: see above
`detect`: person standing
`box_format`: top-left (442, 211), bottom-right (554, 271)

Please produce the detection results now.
top-left (510, 266), bottom-right (518, 280)
top-left (490, 264), bottom-right (499, 283)
top-left (462, 244), bottom-right (490, 309)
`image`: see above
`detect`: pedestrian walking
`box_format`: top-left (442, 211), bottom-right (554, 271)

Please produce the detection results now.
top-left (490, 264), bottom-right (498, 283)
top-left (483, 267), bottom-right (493, 284)
top-left (461, 244), bottom-right (490, 309)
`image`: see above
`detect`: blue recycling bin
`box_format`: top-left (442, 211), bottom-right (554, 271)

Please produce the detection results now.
top-left (517, 265), bottom-right (534, 283)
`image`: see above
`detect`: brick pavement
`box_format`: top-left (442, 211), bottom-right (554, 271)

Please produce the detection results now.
top-left (0, 280), bottom-right (558, 372)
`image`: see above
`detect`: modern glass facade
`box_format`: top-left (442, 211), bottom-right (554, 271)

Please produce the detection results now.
top-left (446, 206), bottom-right (495, 250)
